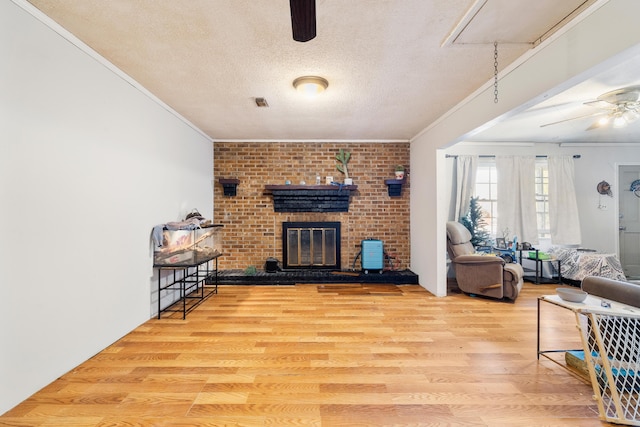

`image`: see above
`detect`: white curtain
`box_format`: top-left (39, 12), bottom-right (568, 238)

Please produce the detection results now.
top-left (496, 155), bottom-right (538, 244)
top-left (548, 156), bottom-right (582, 245)
top-left (454, 155), bottom-right (478, 221)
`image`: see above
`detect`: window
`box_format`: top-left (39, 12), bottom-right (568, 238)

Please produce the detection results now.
top-left (535, 160), bottom-right (550, 238)
top-left (475, 159), bottom-right (498, 237)
top-left (474, 158), bottom-right (549, 239)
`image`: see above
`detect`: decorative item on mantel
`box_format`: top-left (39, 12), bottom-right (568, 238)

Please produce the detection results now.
top-left (336, 149), bottom-right (353, 185)
top-left (218, 178), bottom-right (240, 196)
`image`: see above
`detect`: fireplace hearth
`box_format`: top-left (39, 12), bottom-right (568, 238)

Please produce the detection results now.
top-left (282, 222), bottom-right (341, 270)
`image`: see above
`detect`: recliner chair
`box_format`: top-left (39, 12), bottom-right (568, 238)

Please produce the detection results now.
top-left (446, 221), bottom-right (524, 301)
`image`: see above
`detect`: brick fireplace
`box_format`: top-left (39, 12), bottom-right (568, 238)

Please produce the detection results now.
top-left (282, 221), bottom-right (341, 270)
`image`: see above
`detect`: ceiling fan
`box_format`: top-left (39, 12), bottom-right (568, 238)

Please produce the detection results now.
top-left (290, 0), bottom-right (316, 42)
top-left (541, 85), bottom-right (640, 129)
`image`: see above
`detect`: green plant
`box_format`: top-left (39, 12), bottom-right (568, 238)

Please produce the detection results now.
top-left (244, 265), bottom-right (257, 276)
top-left (459, 196), bottom-right (491, 247)
top-left (395, 165), bottom-right (404, 172)
top-left (335, 149), bottom-right (351, 179)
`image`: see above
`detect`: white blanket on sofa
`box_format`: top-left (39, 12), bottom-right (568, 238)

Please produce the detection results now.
top-left (547, 247), bottom-right (626, 281)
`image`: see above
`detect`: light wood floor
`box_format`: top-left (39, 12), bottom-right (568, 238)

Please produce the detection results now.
top-left (1, 283), bottom-right (617, 426)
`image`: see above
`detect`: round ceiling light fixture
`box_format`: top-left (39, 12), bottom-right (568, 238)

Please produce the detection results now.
top-left (293, 76), bottom-right (328, 97)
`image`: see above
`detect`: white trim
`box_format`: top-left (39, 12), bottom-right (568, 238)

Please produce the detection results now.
top-left (440, 0), bottom-right (488, 47)
top-left (560, 143), bottom-right (640, 147)
top-left (212, 139), bottom-right (410, 143)
top-left (454, 141), bottom-right (535, 147)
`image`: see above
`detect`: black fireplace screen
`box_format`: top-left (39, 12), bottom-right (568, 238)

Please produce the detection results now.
top-left (282, 222), bottom-right (341, 269)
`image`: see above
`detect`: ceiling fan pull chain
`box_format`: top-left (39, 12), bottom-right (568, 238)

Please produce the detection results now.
top-left (494, 41), bottom-right (499, 103)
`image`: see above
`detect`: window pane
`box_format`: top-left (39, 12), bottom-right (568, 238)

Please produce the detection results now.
top-left (476, 168), bottom-right (490, 182)
top-left (476, 183), bottom-right (491, 199)
top-left (535, 160), bottom-right (549, 239)
top-left (473, 161), bottom-right (499, 237)
top-left (478, 201), bottom-right (491, 215)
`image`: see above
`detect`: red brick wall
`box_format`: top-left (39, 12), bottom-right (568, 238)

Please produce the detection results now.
top-left (213, 142), bottom-right (410, 271)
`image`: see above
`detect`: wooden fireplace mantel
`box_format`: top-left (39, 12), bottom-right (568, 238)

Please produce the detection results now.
top-left (264, 184), bottom-right (358, 212)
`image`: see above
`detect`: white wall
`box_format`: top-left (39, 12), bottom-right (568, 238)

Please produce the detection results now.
top-left (574, 145), bottom-right (640, 252)
top-left (0, 1), bottom-right (213, 414)
top-left (410, 0), bottom-right (640, 297)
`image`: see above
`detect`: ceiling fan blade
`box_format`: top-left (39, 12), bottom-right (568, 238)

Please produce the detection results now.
top-left (290, 0), bottom-right (316, 42)
top-left (598, 85), bottom-right (640, 104)
top-left (585, 120), bottom-right (608, 131)
top-left (584, 99), bottom-right (618, 110)
top-left (540, 111), bottom-right (606, 128)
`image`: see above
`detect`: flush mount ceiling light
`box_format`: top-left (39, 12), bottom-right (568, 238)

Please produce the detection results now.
top-left (293, 76), bottom-right (328, 97)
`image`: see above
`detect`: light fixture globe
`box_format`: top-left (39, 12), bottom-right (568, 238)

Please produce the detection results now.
top-left (293, 76), bottom-right (328, 96)
top-left (613, 112), bottom-right (627, 128)
top-left (623, 109), bottom-right (640, 124)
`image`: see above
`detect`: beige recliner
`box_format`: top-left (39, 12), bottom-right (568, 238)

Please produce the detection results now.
top-left (446, 221), bottom-right (524, 301)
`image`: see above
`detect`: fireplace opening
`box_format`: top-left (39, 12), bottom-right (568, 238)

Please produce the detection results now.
top-left (282, 222), bottom-right (341, 270)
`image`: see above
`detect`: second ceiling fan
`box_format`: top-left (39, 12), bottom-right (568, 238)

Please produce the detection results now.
top-left (541, 85), bottom-right (640, 130)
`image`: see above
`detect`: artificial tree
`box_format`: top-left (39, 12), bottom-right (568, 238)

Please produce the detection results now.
top-left (460, 196), bottom-right (491, 247)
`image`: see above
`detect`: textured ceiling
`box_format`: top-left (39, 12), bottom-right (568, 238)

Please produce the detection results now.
top-left (27, 0), bottom-right (600, 142)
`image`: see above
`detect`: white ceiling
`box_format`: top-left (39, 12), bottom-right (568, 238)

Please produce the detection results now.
top-left (26, 0), bottom-right (638, 144)
top-left (468, 49), bottom-right (640, 144)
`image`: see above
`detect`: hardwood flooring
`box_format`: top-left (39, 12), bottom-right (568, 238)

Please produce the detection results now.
top-left (1, 283), bottom-right (617, 426)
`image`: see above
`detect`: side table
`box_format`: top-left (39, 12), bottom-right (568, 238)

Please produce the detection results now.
top-left (537, 294), bottom-right (588, 367)
top-left (520, 249), bottom-right (562, 285)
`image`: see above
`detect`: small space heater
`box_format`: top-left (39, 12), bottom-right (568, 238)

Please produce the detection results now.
top-left (361, 239), bottom-right (384, 274)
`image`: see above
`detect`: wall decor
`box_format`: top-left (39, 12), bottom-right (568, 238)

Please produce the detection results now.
top-left (631, 179), bottom-right (640, 198)
top-left (597, 180), bottom-right (612, 196)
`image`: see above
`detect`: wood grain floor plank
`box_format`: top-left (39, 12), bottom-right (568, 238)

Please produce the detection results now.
top-left (0, 283), bottom-right (620, 426)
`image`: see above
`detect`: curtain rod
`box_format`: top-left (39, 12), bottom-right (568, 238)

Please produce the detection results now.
top-left (445, 154), bottom-right (581, 159)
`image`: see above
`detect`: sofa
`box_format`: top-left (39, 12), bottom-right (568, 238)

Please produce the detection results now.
top-left (581, 275), bottom-right (640, 307)
top-left (550, 247), bottom-right (627, 282)
top-left (575, 275), bottom-right (640, 425)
